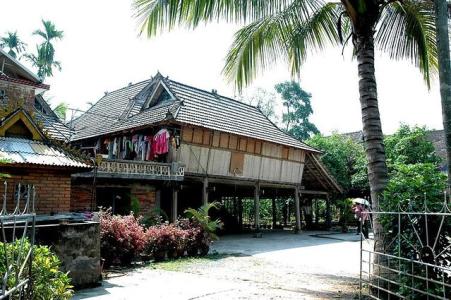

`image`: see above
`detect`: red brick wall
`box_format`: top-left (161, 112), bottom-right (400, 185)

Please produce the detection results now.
top-left (70, 183), bottom-right (93, 212)
top-left (1, 165), bottom-right (73, 214)
top-left (70, 181), bottom-right (156, 215)
top-left (131, 184), bottom-right (156, 215)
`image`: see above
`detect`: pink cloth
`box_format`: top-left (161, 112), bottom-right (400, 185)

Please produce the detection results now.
top-left (353, 204), bottom-right (369, 222)
top-left (153, 130), bottom-right (169, 155)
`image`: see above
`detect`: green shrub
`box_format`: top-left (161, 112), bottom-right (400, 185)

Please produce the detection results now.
top-left (382, 163), bottom-right (450, 298)
top-left (0, 239), bottom-right (73, 300)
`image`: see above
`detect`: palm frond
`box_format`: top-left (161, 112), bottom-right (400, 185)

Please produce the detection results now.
top-left (133, 0), bottom-right (320, 37)
top-left (375, 0), bottom-right (437, 88)
top-left (223, 1), bottom-right (339, 91)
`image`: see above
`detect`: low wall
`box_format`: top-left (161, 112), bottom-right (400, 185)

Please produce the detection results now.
top-left (36, 221), bottom-right (101, 289)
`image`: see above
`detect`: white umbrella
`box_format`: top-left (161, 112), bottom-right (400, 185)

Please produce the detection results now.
top-left (352, 198), bottom-right (370, 207)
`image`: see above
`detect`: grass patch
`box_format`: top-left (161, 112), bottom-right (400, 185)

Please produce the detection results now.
top-left (150, 252), bottom-right (241, 271)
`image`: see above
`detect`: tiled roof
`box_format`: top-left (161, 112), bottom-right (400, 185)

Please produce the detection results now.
top-left (34, 108), bottom-right (73, 141)
top-left (0, 137), bottom-right (90, 168)
top-left (71, 80), bottom-right (151, 140)
top-left (168, 80), bottom-right (317, 151)
top-left (71, 74), bottom-right (318, 152)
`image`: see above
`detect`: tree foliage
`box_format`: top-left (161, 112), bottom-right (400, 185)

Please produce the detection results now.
top-left (275, 80), bottom-right (319, 140)
top-left (25, 20), bottom-right (63, 80)
top-left (308, 133), bottom-right (368, 196)
top-left (0, 31), bottom-right (26, 59)
top-left (381, 125), bottom-right (450, 298)
top-left (385, 124), bottom-right (440, 167)
top-left (53, 102), bottom-right (68, 121)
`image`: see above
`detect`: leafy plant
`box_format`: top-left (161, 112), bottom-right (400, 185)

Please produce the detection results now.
top-left (335, 198), bottom-right (354, 232)
top-left (184, 202), bottom-right (223, 241)
top-left (0, 239), bottom-right (73, 300)
top-left (98, 209), bottom-right (146, 266)
top-left (141, 207), bottom-right (169, 228)
top-left (145, 224), bottom-right (187, 261)
top-left (130, 195), bottom-right (141, 216)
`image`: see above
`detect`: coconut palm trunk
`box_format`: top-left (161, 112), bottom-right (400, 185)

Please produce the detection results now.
top-left (434, 0), bottom-right (451, 188)
top-left (355, 31), bottom-right (388, 255)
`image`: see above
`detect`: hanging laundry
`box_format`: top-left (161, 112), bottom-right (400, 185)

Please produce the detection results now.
top-left (112, 138), bottom-right (118, 157)
top-left (153, 129), bottom-right (170, 155)
top-left (145, 135), bottom-right (154, 160)
top-left (108, 142), bottom-right (113, 159)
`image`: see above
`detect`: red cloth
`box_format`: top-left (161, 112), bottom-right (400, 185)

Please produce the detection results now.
top-left (154, 130), bottom-right (169, 155)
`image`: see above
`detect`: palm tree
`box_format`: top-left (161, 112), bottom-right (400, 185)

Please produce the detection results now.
top-left (0, 31), bottom-right (27, 59)
top-left (434, 0), bottom-right (451, 188)
top-left (25, 20), bottom-right (63, 79)
top-left (134, 0), bottom-right (437, 251)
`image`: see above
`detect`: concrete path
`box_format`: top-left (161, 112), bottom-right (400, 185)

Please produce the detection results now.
top-left (73, 231), bottom-right (361, 300)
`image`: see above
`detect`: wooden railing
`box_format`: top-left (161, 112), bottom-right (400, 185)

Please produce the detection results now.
top-left (97, 159), bottom-right (184, 179)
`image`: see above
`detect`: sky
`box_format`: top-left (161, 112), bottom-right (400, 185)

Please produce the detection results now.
top-left (1, 0), bottom-right (444, 135)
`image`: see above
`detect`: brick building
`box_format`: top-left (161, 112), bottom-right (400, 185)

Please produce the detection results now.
top-left (0, 48), bottom-right (90, 214)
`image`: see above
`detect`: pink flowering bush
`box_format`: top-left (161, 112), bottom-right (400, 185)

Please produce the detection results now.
top-left (145, 223), bottom-right (188, 261)
top-left (99, 209), bottom-right (146, 266)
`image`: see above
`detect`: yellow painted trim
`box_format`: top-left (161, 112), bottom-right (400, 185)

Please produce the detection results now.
top-left (0, 111), bottom-right (43, 140)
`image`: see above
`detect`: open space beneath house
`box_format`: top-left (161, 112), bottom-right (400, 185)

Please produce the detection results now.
top-left (73, 231), bottom-right (361, 300)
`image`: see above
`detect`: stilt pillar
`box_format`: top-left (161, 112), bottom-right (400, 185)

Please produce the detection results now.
top-left (326, 194), bottom-right (332, 230)
top-left (271, 197), bottom-right (277, 229)
top-left (294, 186), bottom-right (301, 233)
top-left (253, 183), bottom-right (261, 237)
top-left (171, 188), bottom-right (178, 223)
top-left (238, 197), bottom-right (243, 230)
top-left (202, 177), bottom-right (209, 206)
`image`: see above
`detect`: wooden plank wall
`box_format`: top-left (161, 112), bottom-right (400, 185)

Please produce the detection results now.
top-left (179, 126), bottom-right (306, 184)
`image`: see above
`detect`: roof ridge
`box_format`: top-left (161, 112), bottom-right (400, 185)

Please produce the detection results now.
top-left (73, 78), bottom-right (153, 123)
top-left (167, 78), bottom-right (264, 112)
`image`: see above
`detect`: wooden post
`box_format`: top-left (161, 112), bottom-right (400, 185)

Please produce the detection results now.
top-left (253, 183), bottom-right (261, 237)
top-left (202, 177), bottom-right (209, 206)
top-left (271, 197), bottom-right (277, 229)
top-left (326, 194), bottom-right (332, 230)
top-left (155, 189), bottom-right (161, 210)
top-left (238, 197), bottom-right (243, 230)
top-left (315, 199), bottom-right (319, 225)
top-left (294, 186), bottom-right (301, 233)
top-left (283, 199), bottom-right (288, 226)
top-left (172, 188), bottom-right (178, 223)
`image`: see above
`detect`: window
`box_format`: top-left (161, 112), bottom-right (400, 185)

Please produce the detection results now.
top-left (146, 82), bottom-right (174, 109)
top-left (230, 152), bottom-right (245, 175)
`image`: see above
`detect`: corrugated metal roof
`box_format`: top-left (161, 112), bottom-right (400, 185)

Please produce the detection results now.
top-left (0, 137), bottom-right (90, 168)
top-left (70, 74), bottom-right (318, 152)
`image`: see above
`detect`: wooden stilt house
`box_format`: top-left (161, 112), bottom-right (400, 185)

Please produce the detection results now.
top-left (70, 72), bottom-right (342, 231)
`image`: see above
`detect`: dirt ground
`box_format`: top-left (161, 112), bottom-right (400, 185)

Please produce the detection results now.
top-left (73, 231), bottom-right (361, 300)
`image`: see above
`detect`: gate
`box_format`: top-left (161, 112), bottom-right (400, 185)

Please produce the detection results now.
top-left (0, 182), bottom-right (36, 299)
top-left (359, 195), bottom-right (451, 299)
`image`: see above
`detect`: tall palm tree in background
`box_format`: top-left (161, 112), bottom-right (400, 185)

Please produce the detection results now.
top-left (134, 0), bottom-right (437, 250)
top-left (25, 20), bottom-right (63, 80)
top-left (0, 31), bottom-right (27, 59)
top-left (434, 0), bottom-right (451, 187)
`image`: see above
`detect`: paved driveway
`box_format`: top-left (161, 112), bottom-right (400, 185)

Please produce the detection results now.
top-left (73, 231), bottom-right (361, 300)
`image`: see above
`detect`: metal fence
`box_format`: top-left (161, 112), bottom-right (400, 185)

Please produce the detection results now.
top-left (360, 195), bottom-right (451, 299)
top-left (0, 182), bottom-right (36, 300)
